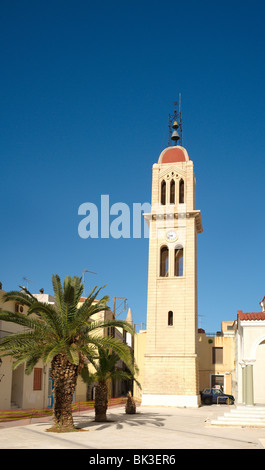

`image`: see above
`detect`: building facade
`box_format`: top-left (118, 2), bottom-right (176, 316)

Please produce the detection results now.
top-left (235, 309), bottom-right (265, 405)
top-left (198, 321), bottom-right (235, 395)
top-left (0, 289), bottom-right (51, 410)
top-left (141, 144), bottom-right (203, 407)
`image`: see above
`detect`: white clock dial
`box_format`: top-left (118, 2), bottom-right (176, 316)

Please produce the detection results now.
top-left (166, 230), bottom-right (177, 241)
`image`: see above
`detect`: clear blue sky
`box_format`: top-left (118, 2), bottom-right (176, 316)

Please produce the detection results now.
top-left (1, 0), bottom-right (265, 332)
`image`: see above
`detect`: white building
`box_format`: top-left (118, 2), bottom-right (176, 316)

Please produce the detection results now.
top-left (235, 304), bottom-right (265, 405)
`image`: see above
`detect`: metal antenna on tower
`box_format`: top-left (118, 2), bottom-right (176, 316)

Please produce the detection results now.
top-left (168, 113), bottom-right (172, 146)
top-left (178, 93), bottom-right (183, 146)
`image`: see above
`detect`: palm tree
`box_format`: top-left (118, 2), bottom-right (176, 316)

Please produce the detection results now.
top-left (82, 348), bottom-right (140, 422)
top-left (0, 274), bottom-right (134, 432)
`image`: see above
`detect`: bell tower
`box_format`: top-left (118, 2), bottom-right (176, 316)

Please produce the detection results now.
top-left (142, 108), bottom-right (203, 407)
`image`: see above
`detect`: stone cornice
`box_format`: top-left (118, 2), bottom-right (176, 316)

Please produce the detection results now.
top-left (143, 210), bottom-right (203, 233)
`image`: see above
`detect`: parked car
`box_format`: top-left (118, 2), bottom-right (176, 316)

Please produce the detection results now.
top-left (200, 388), bottom-right (235, 405)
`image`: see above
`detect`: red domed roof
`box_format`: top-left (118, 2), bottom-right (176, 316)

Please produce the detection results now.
top-left (158, 146), bottom-right (190, 164)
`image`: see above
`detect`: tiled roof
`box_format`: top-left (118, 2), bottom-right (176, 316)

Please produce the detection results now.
top-left (237, 310), bottom-right (265, 321)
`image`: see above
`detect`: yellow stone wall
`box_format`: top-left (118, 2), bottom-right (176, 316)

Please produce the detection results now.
top-left (142, 147), bottom-right (202, 406)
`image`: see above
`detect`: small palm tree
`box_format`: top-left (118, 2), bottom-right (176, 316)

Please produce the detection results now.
top-left (82, 348), bottom-right (139, 422)
top-left (0, 275), bottom-right (134, 432)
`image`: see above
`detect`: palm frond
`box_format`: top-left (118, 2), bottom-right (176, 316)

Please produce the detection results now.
top-left (24, 354), bottom-right (43, 374)
top-left (26, 301), bottom-right (63, 338)
top-left (1, 290), bottom-right (35, 307)
top-left (74, 285), bottom-right (108, 322)
top-left (69, 297), bottom-right (109, 337)
top-left (51, 274), bottom-right (65, 324)
top-left (63, 276), bottom-right (83, 311)
top-left (66, 345), bottom-right (80, 365)
top-left (0, 309), bottom-right (46, 332)
top-left (80, 364), bottom-right (91, 383)
top-left (0, 332), bottom-right (46, 358)
top-left (87, 318), bottom-right (134, 336)
top-left (42, 343), bottom-right (64, 364)
top-left (83, 334), bottom-right (134, 373)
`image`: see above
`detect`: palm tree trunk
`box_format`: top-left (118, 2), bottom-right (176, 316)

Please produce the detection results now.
top-left (50, 354), bottom-right (78, 431)
top-left (94, 381), bottom-right (108, 422)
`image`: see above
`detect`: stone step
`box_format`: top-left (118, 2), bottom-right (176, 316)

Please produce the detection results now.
top-left (225, 410), bottom-right (265, 417)
top-left (211, 419), bottom-right (265, 427)
top-left (235, 406), bottom-right (265, 413)
top-left (222, 415), bottom-right (265, 421)
top-left (211, 406), bottom-right (265, 426)
top-left (223, 414), bottom-right (265, 420)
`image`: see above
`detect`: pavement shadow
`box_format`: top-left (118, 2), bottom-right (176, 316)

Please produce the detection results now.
top-left (74, 411), bottom-right (170, 431)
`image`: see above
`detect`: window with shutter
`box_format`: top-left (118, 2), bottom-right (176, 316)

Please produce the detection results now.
top-left (212, 347), bottom-right (223, 364)
top-left (33, 368), bottom-right (42, 390)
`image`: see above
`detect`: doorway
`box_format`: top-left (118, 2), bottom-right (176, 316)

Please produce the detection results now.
top-left (11, 365), bottom-right (24, 408)
top-left (211, 374), bottom-right (224, 391)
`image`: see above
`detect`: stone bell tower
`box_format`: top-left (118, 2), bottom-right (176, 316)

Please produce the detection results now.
top-left (141, 111), bottom-right (203, 407)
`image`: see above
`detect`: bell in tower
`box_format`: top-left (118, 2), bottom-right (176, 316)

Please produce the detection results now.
top-left (168, 98), bottom-right (182, 146)
top-left (171, 119), bottom-right (180, 145)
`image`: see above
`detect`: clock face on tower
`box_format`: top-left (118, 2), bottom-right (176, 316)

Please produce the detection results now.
top-left (166, 230), bottom-right (177, 242)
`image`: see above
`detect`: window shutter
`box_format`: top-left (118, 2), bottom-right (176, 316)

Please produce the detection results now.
top-left (212, 347), bottom-right (223, 364)
top-left (33, 368), bottom-right (42, 390)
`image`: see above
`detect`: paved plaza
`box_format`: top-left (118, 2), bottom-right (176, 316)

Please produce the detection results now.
top-left (0, 404), bottom-right (265, 450)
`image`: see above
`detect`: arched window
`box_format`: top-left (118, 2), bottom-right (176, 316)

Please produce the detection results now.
top-left (168, 311), bottom-right (173, 326)
top-left (160, 246), bottom-right (169, 277)
top-left (174, 247), bottom-right (183, 276)
top-left (179, 179), bottom-right (184, 203)
top-left (161, 180), bottom-right (166, 205)
top-left (170, 180), bottom-right (175, 204)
